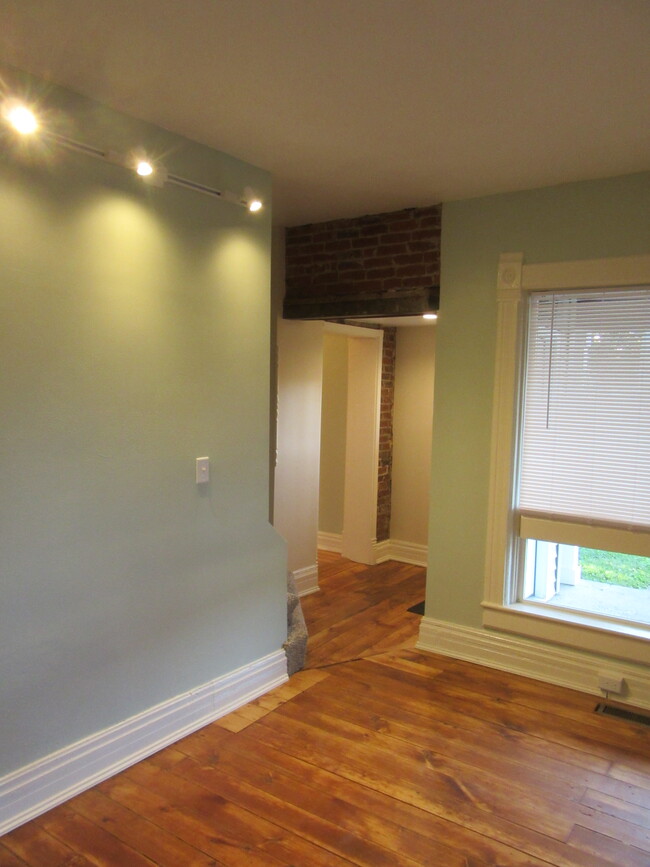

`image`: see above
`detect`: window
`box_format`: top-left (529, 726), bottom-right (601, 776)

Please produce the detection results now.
top-left (483, 253), bottom-right (650, 663)
top-left (517, 288), bottom-right (650, 624)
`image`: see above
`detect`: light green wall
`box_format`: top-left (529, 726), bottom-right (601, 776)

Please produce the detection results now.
top-left (0, 69), bottom-right (286, 776)
top-left (429, 172), bottom-right (650, 626)
top-left (319, 333), bottom-right (348, 535)
top-left (391, 326), bottom-right (435, 546)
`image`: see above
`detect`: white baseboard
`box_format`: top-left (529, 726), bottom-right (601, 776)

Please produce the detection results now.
top-left (373, 539), bottom-right (391, 563)
top-left (375, 539), bottom-right (428, 567)
top-left (292, 564), bottom-right (319, 596)
top-left (417, 617), bottom-right (650, 711)
top-left (0, 650), bottom-right (288, 836)
top-left (318, 532), bottom-right (427, 568)
top-left (317, 531), bottom-right (342, 553)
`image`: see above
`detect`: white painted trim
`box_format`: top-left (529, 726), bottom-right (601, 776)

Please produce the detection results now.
top-left (417, 617), bottom-right (650, 711)
top-left (482, 603), bottom-right (650, 664)
top-left (484, 252), bottom-right (650, 654)
top-left (341, 335), bottom-right (382, 565)
top-left (0, 650), bottom-right (288, 836)
top-left (375, 539), bottom-right (428, 567)
top-left (319, 534), bottom-right (428, 567)
top-left (483, 252), bottom-right (524, 605)
top-left (317, 531), bottom-right (342, 553)
top-left (519, 514), bottom-right (650, 559)
top-left (522, 253), bottom-right (650, 292)
top-left (373, 539), bottom-right (392, 563)
top-left (292, 564), bottom-right (320, 596)
top-left (323, 322), bottom-right (383, 340)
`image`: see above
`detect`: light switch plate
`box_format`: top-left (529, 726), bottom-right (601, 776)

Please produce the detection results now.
top-left (196, 457), bottom-right (210, 484)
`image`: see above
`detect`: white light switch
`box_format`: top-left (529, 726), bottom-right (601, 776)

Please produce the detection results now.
top-left (196, 457), bottom-right (210, 485)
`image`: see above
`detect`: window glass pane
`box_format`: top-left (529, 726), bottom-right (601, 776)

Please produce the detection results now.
top-left (521, 540), bottom-right (650, 626)
top-left (519, 287), bottom-right (650, 527)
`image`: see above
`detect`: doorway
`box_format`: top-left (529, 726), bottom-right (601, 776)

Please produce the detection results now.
top-left (319, 323), bottom-right (383, 565)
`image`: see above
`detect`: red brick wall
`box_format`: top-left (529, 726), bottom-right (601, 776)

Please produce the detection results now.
top-left (285, 205), bottom-right (441, 305)
top-left (377, 327), bottom-right (396, 542)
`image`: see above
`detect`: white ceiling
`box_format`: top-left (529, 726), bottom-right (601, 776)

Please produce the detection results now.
top-left (1, 0), bottom-right (649, 226)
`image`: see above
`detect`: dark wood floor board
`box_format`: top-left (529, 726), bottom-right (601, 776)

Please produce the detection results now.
top-left (567, 825), bottom-right (650, 867)
top-left (256, 835), bottom-right (355, 867)
top-left (164, 737), bottom-right (472, 867)
top-left (288, 677), bottom-right (604, 803)
top-left (313, 671), bottom-right (650, 820)
top-left (430, 657), bottom-right (650, 747)
top-left (253, 709), bottom-right (616, 867)
top-left (425, 652), bottom-right (650, 743)
top-left (305, 603), bottom-right (420, 666)
top-left (1, 821), bottom-right (96, 867)
top-left (610, 761), bottom-right (650, 793)
top-left (304, 595), bottom-right (423, 668)
top-left (97, 773), bottom-right (283, 867)
top-left (301, 556), bottom-right (424, 635)
top-left (270, 696), bottom-right (599, 841)
top-left (35, 807), bottom-right (156, 867)
top-left (61, 787), bottom-right (220, 867)
top-left (224, 728), bottom-right (557, 867)
top-left (312, 667), bottom-right (599, 773)
top-left (4, 553), bottom-right (648, 867)
top-left (420, 678), bottom-right (650, 771)
top-left (144, 747), bottom-right (361, 867)
top-left (581, 787), bottom-right (650, 827)
top-left (326, 658), bottom-right (624, 771)
top-left (320, 660), bottom-right (617, 781)
top-left (332, 655), bottom-right (650, 770)
top-left (302, 581), bottom-right (421, 644)
top-left (313, 549), bottom-right (364, 580)
top-left (146, 747), bottom-right (429, 867)
top-left (576, 805), bottom-right (650, 852)
top-left (0, 845), bottom-right (29, 867)
top-left (255, 708), bottom-right (557, 849)
top-left (119, 760), bottom-right (298, 863)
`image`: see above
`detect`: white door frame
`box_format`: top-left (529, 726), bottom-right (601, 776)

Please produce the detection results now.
top-left (324, 323), bottom-right (383, 564)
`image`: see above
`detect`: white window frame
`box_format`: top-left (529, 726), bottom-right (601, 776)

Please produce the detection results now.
top-left (483, 252), bottom-right (650, 665)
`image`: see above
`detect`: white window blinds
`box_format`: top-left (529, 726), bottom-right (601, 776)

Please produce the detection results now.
top-left (518, 287), bottom-right (650, 529)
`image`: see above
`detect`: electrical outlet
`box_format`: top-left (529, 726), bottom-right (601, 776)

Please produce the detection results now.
top-left (598, 674), bottom-right (625, 695)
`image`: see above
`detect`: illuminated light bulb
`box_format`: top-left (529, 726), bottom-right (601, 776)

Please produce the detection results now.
top-left (136, 160), bottom-right (154, 177)
top-left (5, 103), bottom-right (39, 135)
top-left (248, 198), bottom-right (263, 213)
top-left (423, 313), bottom-right (438, 320)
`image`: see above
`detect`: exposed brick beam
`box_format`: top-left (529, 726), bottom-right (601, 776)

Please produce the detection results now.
top-left (284, 205), bottom-right (440, 321)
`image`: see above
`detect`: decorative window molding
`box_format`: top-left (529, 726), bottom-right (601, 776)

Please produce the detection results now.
top-left (482, 252), bottom-right (650, 663)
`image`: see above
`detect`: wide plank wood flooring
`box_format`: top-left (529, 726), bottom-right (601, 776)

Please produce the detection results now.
top-left (2, 551), bottom-right (650, 866)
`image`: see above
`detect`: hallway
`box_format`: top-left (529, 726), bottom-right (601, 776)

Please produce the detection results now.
top-left (301, 551), bottom-right (426, 669)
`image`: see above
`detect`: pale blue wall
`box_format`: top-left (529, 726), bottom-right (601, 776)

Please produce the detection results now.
top-left (0, 69), bottom-right (286, 775)
top-left (428, 172), bottom-right (650, 626)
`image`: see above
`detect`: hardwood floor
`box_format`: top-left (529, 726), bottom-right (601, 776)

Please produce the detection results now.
top-left (2, 551), bottom-right (650, 866)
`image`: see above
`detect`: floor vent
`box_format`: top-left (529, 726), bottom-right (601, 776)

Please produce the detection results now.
top-left (595, 703), bottom-right (650, 727)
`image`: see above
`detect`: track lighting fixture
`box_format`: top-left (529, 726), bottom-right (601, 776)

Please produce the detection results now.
top-left (1, 94), bottom-right (262, 212)
top-left (3, 101), bottom-right (39, 135)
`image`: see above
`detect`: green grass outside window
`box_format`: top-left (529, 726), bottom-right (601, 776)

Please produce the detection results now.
top-left (579, 548), bottom-right (650, 589)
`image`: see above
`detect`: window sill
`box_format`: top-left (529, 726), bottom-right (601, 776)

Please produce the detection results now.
top-left (482, 601), bottom-right (650, 665)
